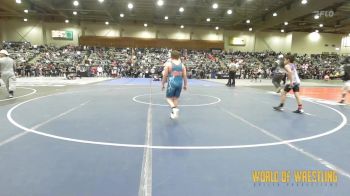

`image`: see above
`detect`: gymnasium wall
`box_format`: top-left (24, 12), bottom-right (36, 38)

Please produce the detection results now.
top-left (254, 32), bottom-right (292, 53)
top-left (341, 35), bottom-right (350, 54)
top-left (0, 19), bottom-right (348, 54)
top-left (0, 20), bottom-right (3, 42)
top-left (223, 30), bottom-right (346, 55)
top-left (191, 28), bottom-right (223, 41)
top-left (224, 31), bottom-right (255, 52)
top-left (291, 32), bottom-right (343, 55)
top-left (227, 31), bottom-right (349, 55)
top-left (79, 36), bottom-right (224, 49)
top-left (120, 25), bottom-right (157, 39)
top-left (44, 22), bottom-right (81, 47)
top-left (0, 19), bottom-right (44, 45)
top-left (81, 22), bottom-right (224, 41)
top-left (82, 22), bottom-right (120, 37)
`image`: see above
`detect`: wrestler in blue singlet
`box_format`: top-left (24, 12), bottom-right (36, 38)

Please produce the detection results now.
top-left (166, 62), bottom-right (183, 98)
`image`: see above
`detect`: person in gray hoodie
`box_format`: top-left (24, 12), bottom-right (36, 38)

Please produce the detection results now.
top-left (272, 54), bottom-right (286, 93)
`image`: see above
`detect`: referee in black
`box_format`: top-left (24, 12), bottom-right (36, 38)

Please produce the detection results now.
top-left (226, 60), bottom-right (237, 87)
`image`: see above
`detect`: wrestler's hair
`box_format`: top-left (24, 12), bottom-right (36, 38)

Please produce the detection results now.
top-left (171, 50), bottom-right (181, 60)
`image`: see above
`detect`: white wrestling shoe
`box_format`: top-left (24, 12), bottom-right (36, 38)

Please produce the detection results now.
top-left (170, 112), bottom-right (175, 119)
top-left (173, 108), bottom-right (179, 119)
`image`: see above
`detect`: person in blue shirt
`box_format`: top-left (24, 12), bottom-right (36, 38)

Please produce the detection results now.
top-left (162, 50), bottom-right (188, 119)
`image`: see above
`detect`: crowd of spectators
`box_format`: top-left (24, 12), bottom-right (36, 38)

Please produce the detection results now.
top-left (256, 51), bottom-right (343, 80)
top-left (1, 42), bottom-right (346, 80)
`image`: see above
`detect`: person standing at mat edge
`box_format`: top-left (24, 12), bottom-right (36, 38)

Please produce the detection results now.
top-left (162, 50), bottom-right (188, 119)
top-left (226, 59), bottom-right (238, 87)
top-left (272, 54), bottom-right (286, 93)
top-left (273, 54), bottom-right (304, 114)
top-left (0, 50), bottom-right (16, 98)
top-left (339, 56), bottom-right (350, 104)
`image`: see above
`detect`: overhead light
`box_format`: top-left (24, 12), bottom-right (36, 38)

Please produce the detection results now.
top-left (157, 0), bottom-right (164, 6)
top-left (314, 15), bottom-right (320, 19)
top-left (164, 16), bottom-right (168, 20)
top-left (212, 3), bottom-right (218, 9)
top-left (105, 21), bottom-right (109, 25)
top-left (120, 13), bottom-right (125, 17)
top-left (281, 29), bottom-right (285, 33)
top-left (128, 3), bottom-right (133, 9)
top-left (73, 11), bottom-right (77, 15)
top-left (246, 19), bottom-right (251, 24)
top-left (179, 7), bottom-right (184, 12)
top-left (227, 9), bottom-right (233, 15)
top-left (284, 21), bottom-right (288, 25)
top-left (16, 0), bottom-right (21, 4)
top-left (301, 0), bottom-right (308, 4)
top-left (315, 29), bottom-right (319, 33)
top-left (23, 18), bottom-right (28, 22)
top-left (144, 23), bottom-right (148, 27)
top-left (65, 19), bottom-right (69, 23)
top-left (249, 27), bottom-right (253, 31)
top-left (273, 12), bottom-right (277, 17)
top-left (319, 24), bottom-right (324, 27)
top-left (24, 9), bottom-right (28, 13)
top-left (215, 26), bottom-right (219, 30)
top-left (73, 1), bottom-right (79, 6)
top-left (206, 18), bottom-right (211, 22)
top-left (335, 47), bottom-right (340, 51)
top-left (180, 25), bottom-right (184, 29)
top-left (98, 0), bottom-right (104, 3)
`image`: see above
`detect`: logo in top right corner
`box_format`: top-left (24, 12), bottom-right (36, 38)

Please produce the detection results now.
top-left (313, 10), bottom-right (335, 18)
